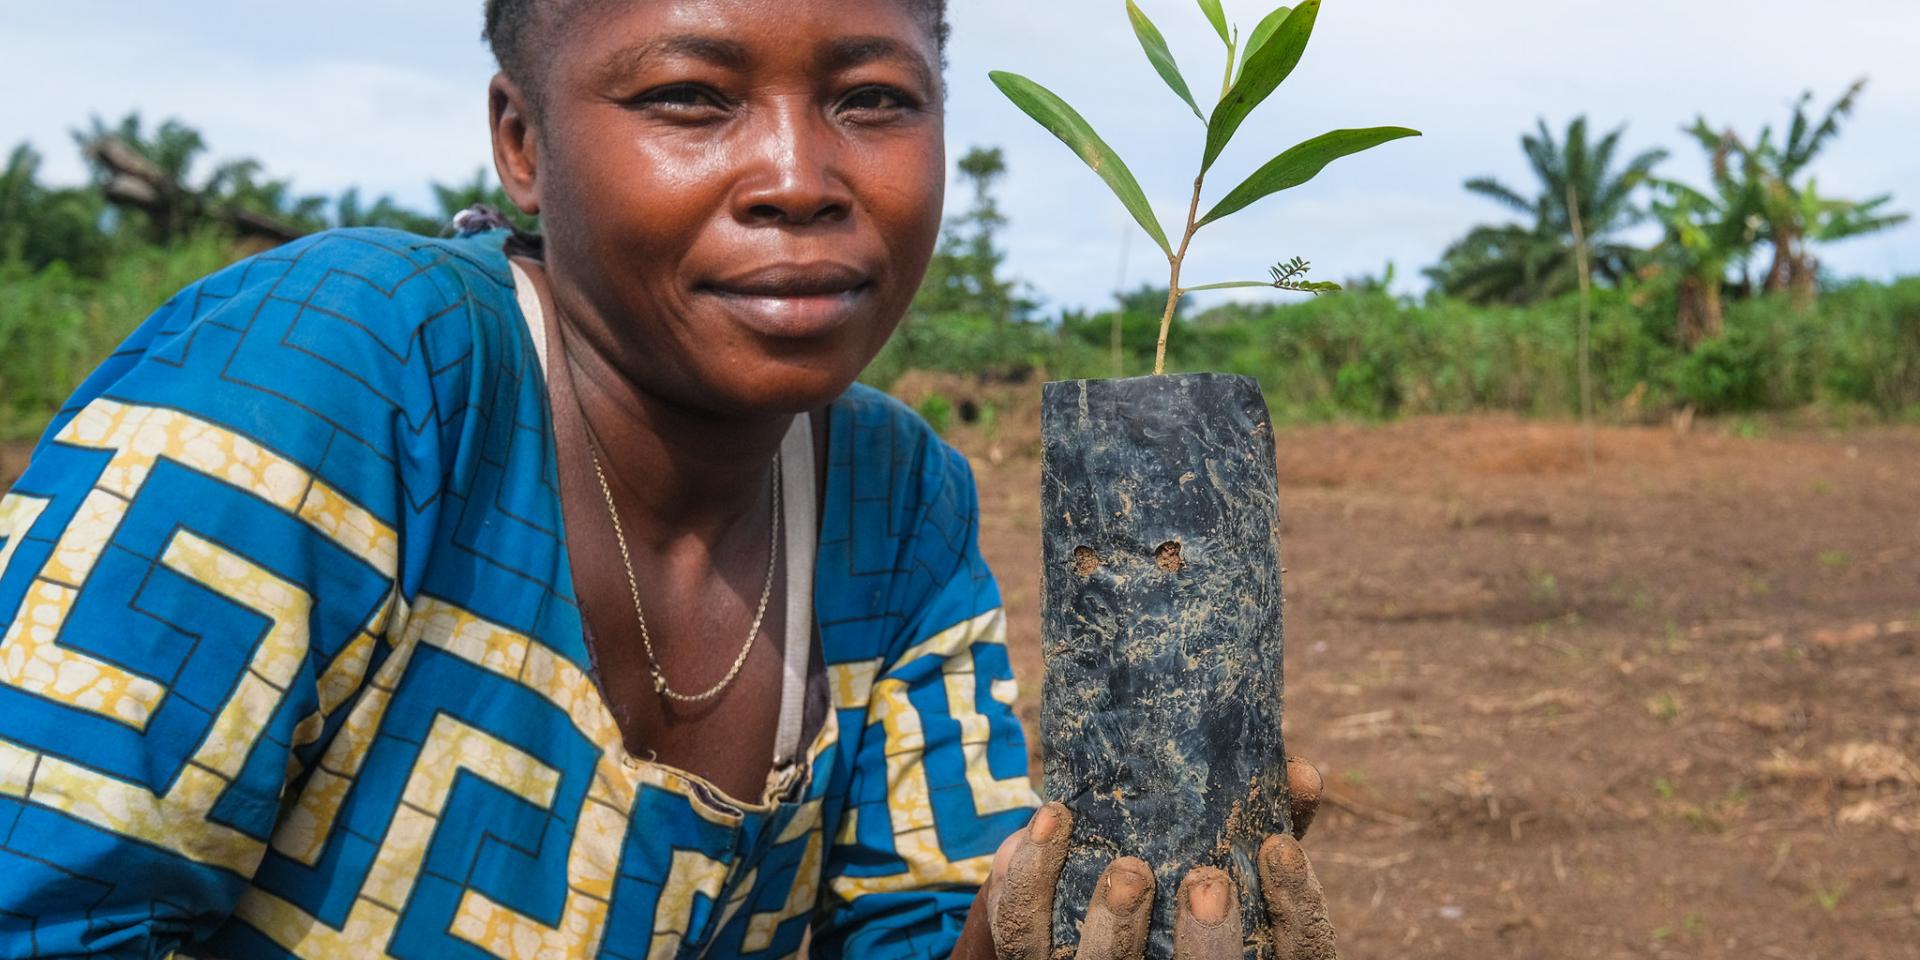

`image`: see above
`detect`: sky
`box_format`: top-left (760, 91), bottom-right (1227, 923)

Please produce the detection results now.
top-left (2, 0), bottom-right (1915, 311)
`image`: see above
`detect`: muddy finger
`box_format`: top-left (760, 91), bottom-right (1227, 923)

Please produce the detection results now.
top-left (992, 803), bottom-right (1072, 959)
top-left (1072, 856), bottom-right (1155, 960)
top-left (1173, 866), bottom-right (1243, 959)
top-left (1284, 757), bottom-right (1323, 840)
top-left (1258, 835), bottom-right (1337, 960)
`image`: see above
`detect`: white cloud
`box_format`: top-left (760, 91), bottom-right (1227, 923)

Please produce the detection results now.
top-left (0, 2), bottom-right (495, 209)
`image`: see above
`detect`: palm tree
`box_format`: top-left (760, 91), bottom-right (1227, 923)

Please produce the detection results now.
top-left (1428, 117), bottom-right (1667, 304)
top-left (1648, 181), bottom-right (1755, 346)
top-left (75, 114), bottom-right (208, 187)
top-left (1639, 125), bottom-right (1768, 346)
top-left (1692, 80), bottom-right (1909, 303)
top-left (1804, 190), bottom-right (1907, 253)
top-left (75, 112), bottom-right (325, 244)
top-left (1422, 222), bottom-right (1566, 305)
top-left (201, 157), bottom-right (330, 235)
top-left (75, 114), bottom-right (205, 241)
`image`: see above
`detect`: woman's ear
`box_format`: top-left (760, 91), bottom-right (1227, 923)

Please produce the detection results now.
top-left (490, 72), bottom-right (542, 217)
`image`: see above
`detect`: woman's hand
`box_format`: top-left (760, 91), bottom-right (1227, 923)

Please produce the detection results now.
top-left (952, 757), bottom-right (1333, 960)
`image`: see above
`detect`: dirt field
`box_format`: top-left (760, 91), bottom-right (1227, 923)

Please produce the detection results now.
top-left (909, 375), bottom-right (1920, 960)
top-left (6, 391), bottom-right (1919, 958)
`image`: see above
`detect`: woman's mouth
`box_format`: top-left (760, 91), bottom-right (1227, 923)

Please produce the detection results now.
top-left (701, 263), bottom-right (872, 338)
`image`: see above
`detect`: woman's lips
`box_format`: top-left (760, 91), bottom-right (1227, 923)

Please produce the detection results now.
top-left (701, 263), bottom-right (871, 338)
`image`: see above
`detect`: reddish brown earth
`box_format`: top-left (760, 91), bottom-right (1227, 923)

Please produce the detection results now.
top-left (9, 387), bottom-right (1920, 958)
top-left (898, 375), bottom-right (1920, 960)
top-left (0, 444), bottom-right (24, 493)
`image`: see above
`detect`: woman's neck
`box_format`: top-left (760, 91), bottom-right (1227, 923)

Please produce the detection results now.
top-left (519, 256), bottom-right (791, 546)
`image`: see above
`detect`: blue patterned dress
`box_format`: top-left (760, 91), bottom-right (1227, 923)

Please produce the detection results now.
top-left (0, 228), bottom-right (1036, 959)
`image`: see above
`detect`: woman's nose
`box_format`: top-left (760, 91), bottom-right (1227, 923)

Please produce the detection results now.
top-left (731, 104), bottom-right (853, 226)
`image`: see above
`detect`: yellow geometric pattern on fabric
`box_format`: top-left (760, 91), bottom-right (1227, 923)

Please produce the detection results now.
top-left (0, 400), bottom-right (398, 731)
top-left (941, 612), bottom-right (1038, 818)
top-left (237, 714), bottom-right (560, 959)
top-left (743, 800), bottom-right (826, 952)
top-left (0, 493), bottom-right (50, 582)
top-left (829, 659), bottom-right (880, 712)
top-left (710, 864), bottom-right (763, 957)
top-left (646, 849), bottom-right (731, 960)
top-left (446, 789), bottom-right (626, 959)
top-left (281, 589), bottom-right (400, 769)
top-left (426, 597), bottom-right (737, 959)
top-left (269, 604), bottom-right (415, 867)
top-left (1, 532), bottom-right (166, 728)
top-left (0, 530), bottom-right (314, 873)
top-left (830, 609), bottom-right (1037, 902)
top-left (241, 596), bottom-right (778, 959)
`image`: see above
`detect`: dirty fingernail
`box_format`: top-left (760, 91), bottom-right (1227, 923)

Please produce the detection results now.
top-left (1030, 805), bottom-right (1060, 842)
top-left (1265, 834), bottom-right (1303, 870)
top-left (1106, 865), bottom-right (1151, 911)
top-left (1189, 876), bottom-right (1229, 923)
top-left (1287, 757), bottom-right (1324, 798)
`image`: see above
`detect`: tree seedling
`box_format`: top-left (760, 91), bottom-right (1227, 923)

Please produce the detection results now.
top-left (992, 0), bottom-right (1419, 375)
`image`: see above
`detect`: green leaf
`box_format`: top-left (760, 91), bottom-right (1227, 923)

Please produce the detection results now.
top-left (1127, 0), bottom-right (1205, 121)
top-left (1202, 0), bottom-right (1321, 171)
top-left (1197, 0), bottom-right (1232, 45)
top-left (989, 71), bottom-right (1172, 255)
top-left (1240, 5), bottom-right (1293, 72)
top-left (1198, 126), bottom-right (1421, 225)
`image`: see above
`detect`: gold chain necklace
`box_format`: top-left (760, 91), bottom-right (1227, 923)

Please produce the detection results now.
top-left (587, 443), bottom-right (781, 703)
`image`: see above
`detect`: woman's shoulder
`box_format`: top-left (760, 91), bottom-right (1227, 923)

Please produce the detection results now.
top-left (92, 225), bottom-right (522, 407)
top-left (37, 227), bottom-right (531, 499)
top-left (207, 226), bottom-right (518, 333)
top-left (267, 224), bottom-right (513, 279)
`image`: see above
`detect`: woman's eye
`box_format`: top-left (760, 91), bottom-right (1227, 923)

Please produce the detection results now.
top-left (838, 86), bottom-right (916, 118)
top-left (632, 84), bottom-right (727, 114)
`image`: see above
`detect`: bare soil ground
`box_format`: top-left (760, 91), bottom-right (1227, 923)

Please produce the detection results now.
top-left (897, 374), bottom-right (1920, 960)
top-left (9, 387), bottom-right (1920, 958)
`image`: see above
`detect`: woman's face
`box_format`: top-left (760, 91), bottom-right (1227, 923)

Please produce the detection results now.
top-left (496, 0), bottom-right (946, 417)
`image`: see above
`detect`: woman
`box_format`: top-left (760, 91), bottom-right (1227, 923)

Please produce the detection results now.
top-left (0, 1), bottom-right (1334, 957)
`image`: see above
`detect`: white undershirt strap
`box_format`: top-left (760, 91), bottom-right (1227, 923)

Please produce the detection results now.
top-left (773, 417), bottom-right (817, 772)
top-left (508, 261), bottom-right (816, 782)
top-left (510, 262), bottom-right (550, 376)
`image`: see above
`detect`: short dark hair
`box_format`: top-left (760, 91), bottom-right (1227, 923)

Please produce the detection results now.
top-left (483, 0), bottom-right (950, 102)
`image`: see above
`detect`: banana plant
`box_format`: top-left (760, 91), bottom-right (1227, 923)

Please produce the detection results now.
top-left (992, 0), bottom-right (1419, 374)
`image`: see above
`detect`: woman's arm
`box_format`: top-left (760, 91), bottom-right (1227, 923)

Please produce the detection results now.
top-left (0, 230), bottom-right (460, 956)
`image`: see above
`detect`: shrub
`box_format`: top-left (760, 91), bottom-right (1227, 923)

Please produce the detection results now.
top-left (0, 233), bottom-right (238, 438)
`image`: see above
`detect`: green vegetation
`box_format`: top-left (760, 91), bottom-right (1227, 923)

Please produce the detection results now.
top-left (1427, 117), bottom-right (1669, 306)
top-left (0, 112), bottom-right (531, 438)
top-left (0, 233), bottom-right (237, 437)
top-left (2, 55), bottom-right (1915, 440)
top-left (871, 274), bottom-right (1920, 421)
